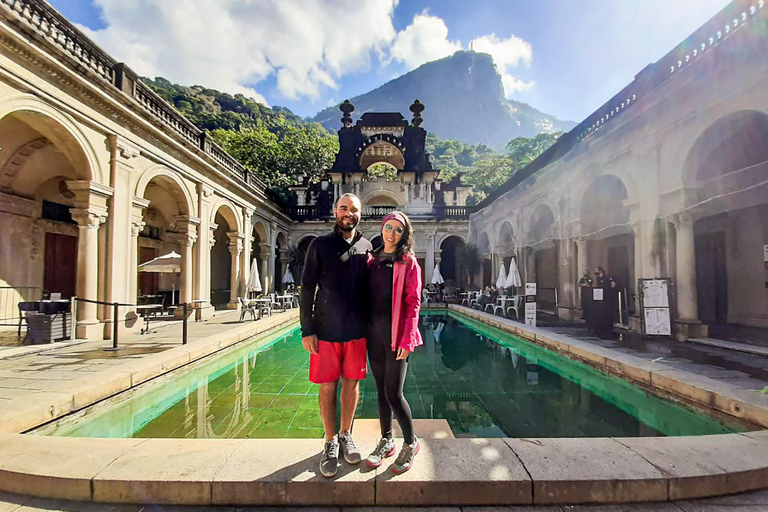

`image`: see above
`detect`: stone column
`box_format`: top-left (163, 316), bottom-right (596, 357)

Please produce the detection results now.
top-left (129, 214), bottom-right (146, 306)
top-left (241, 208), bottom-right (253, 299)
top-left (197, 184), bottom-right (214, 309)
top-left (259, 242), bottom-right (271, 294)
top-left (670, 213), bottom-right (707, 340)
top-left (557, 239), bottom-right (575, 315)
top-left (168, 229), bottom-right (197, 305)
top-left (227, 233), bottom-right (243, 308)
top-left (71, 207), bottom-right (107, 339)
top-left (425, 233), bottom-right (435, 284)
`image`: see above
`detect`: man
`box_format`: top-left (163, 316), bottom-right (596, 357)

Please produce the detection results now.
top-left (578, 270), bottom-right (593, 321)
top-left (300, 193), bottom-right (372, 477)
top-left (592, 266), bottom-right (617, 336)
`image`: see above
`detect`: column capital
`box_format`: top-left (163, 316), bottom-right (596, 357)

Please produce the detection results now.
top-left (108, 134), bottom-right (141, 160)
top-left (228, 232), bottom-right (244, 255)
top-left (130, 219), bottom-right (145, 238)
top-left (168, 231), bottom-right (198, 247)
top-left (668, 211), bottom-right (696, 229)
top-left (199, 183), bottom-right (215, 199)
top-left (132, 196), bottom-right (151, 211)
top-left (71, 207), bottom-right (107, 228)
top-left (65, 180), bottom-right (114, 207)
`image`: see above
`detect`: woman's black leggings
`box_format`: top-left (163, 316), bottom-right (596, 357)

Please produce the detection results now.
top-left (367, 338), bottom-right (414, 444)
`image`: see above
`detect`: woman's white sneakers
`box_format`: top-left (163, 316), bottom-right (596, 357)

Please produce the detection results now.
top-left (391, 436), bottom-right (420, 474)
top-left (366, 436), bottom-right (397, 468)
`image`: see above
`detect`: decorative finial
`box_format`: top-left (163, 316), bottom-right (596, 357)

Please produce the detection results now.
top-left (340, 100), bottom-right (354, 128)
top-left (409, 99), bottom-right (424, 127)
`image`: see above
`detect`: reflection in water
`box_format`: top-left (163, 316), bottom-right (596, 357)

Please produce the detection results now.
top-left (36, 315), bottom-right (750, 439)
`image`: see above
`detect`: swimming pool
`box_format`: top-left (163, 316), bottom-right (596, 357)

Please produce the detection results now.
top-left (32, 311), bottom-right (751, 438)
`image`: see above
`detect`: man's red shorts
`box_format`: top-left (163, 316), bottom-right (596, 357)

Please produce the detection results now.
top-left (309, 337), bottom-right (367, 383)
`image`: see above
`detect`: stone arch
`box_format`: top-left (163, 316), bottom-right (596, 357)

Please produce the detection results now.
top-left (573, 167), bottom-right (636, 227)
top-left (0, 94), bottom-right (102, 185)
top-left (359, 141), bottom-right (405, 170)
top-left (681, 110), bottom-right (768, 209)
top-left (477, 231), bottom-right (491, 254)
top-left (436, 232), bottom-right (467, 249)
top-left (578, 174), bottom-right (631, 238)
top-left (497, 221), bottom-right (516, 255)
top-left (361, 189), bottom-right (403, 207)
top-left (528, 204), bottom-right (556, 245)
top-left (135, 165), bottom-right (195, 217)
top-left (209, 197), bottom-right (243, 234)
top-left (439, 234), bottom-right (468, 286)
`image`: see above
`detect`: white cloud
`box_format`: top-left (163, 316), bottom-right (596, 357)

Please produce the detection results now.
top-left (470, 33), bottom-right (534, 96)
top-left (388, 11), bottom-right (462, 70)
top-left (82, 0), bottom-right (399, 104)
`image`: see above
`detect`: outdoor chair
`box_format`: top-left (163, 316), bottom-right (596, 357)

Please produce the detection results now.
top-left (237, 297), bottom-right (257, 322)
top-left (505, 295), bottom-right (522, 320)
top-left (422, 289), bottom-right (431, 305)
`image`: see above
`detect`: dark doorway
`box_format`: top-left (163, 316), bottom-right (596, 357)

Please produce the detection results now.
top-left (139, 247), bottom-right (158, 296)
top-left (607, 245), bottom-right (630, 292)
top-left (534, 247), bottom-right (557, 310)
top-left (696, 231), bottom-right (728, 324)
top-left (44, 232), bottom-right (77, 298)
top-left (482, 259), bottom-right (492, 287)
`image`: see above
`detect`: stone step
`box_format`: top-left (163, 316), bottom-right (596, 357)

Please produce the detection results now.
top-left (352, 418), bottom-right (455, 439)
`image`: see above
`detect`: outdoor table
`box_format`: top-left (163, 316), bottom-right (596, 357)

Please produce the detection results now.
top-left (136, 304), bottom-right (163, 334)
top-left (276, 295), bottom-right (293, 310)
top-left (251, 298), bottom-right (272, 317)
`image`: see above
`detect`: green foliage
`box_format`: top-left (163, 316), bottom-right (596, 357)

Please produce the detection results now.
top-left (365, 163), bottom-right (399, 182)
top-left (505, 132), bottom-right (561, 168)
top-left (458, 243), bottom-right (481, 287)
top-left (143, 77), bottom-right (338, 193)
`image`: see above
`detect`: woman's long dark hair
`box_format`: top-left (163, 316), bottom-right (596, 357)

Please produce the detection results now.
top-left (381, 210), bottom-right (414, 263)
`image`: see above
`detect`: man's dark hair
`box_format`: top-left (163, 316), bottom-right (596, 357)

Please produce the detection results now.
top-left (334, 193), bottom-right (360, 209)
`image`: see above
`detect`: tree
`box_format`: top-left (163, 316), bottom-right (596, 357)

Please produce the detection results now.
top-left (458, 243), bottom-right (481, 287)
top-left (505, 132), bottom-right (561, 170)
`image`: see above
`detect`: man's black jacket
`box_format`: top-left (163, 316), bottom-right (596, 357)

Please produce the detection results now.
top-left (299, 228), bottom-right (372, 342)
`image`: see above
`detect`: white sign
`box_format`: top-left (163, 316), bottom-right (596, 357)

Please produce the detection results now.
top-left (525, 282), bottom-right (537, 296)
top-left (643, 307), bottom-right (672, 336)
top-left (50, 293), bottom-right (61, 300)
top-left (641, 279), bottom-right (669, 308)
top-left (525, 302), bottom-right (536, 327)
top-left (764, 244), bottom-right (768, 262)
top-left (593, 288), bottom-right (604, 301)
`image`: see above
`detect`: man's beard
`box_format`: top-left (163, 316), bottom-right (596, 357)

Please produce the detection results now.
top-left (336, 215), bottom-right (358, 232)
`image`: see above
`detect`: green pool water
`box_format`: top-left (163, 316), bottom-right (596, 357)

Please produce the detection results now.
top-left (33, 312), bottom-right (749, 439)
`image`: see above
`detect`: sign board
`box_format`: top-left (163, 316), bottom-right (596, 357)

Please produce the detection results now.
top-left (638, 278), bottom-right (672, 337)
top-left (50, 293), bottom-right (62, 300)
top-left (641, 279), bottom-right (669, 308)
top-left (525, 282), bottom-right (537, 296)
top-left (643, 307), bottom-right (671, 336)
top-left (593, 288), bottom-right (603, 301)
top-left (764, 244), bottom-right (768, 262)
top-left (525, 301), bottom-right (536, 327)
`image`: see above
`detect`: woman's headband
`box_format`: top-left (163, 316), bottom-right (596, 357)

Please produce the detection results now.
top-left (381, 212), bottom-right (407, 229)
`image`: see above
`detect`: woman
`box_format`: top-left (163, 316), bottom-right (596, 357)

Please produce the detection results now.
top-left (365, 211), bottom-right (423, 474)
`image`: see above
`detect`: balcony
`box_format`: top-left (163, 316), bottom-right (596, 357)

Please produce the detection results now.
top-left (286, 204), bottom-right (470, 222)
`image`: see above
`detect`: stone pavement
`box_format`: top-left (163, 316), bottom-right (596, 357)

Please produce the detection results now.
top-left (0, 489), bottom-right (766, 511)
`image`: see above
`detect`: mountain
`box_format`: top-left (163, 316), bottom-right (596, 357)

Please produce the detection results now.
top-left (311, 51), bottom-right (576, 149)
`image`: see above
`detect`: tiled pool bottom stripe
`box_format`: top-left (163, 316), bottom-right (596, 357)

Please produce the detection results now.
top-left (0, 431), bottom-right (766, 506)
top-left (445, 305), bottom-right (768, 429)
top-left (0, 310), bottom-right (300, 434)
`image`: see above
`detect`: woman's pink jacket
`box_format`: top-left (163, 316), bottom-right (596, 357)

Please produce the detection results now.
top-left (367, 251), bottom-right (424, 353)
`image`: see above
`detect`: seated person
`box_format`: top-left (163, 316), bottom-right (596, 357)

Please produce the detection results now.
top-left (476, 285), bottom-right (499, 308)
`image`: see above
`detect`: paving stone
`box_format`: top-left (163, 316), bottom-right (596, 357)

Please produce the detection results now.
top-left (212, 439), bottom-right (375, 506)
top-left (505, 438), bottom-right (667, 504)
top-left (618, 434), bottom-right (768, 500)
top-left (0, 392), bottom-right (74, 433)
top-left (14, 496), bottom-right (141, 511)
top-left (93, 438), bottom-right (244, 505)
top-left (675, 504), bottom-right (768, 512)
top-left (352, 418), bottom-right (455, 440)
top-left (375, 438), bottom-right (531, 506)
top-left (0, 491), bottom-right (29, 512)
top-left (676, 489), bottom-right (768, 506)
top-left (0, 434), bottom-right (145, 501)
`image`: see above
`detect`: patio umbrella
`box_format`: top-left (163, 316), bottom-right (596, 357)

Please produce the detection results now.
top-left (505, 257), bottom-right (522, 288)
top-left (430, 263), bottom-right (445, 285)
top-left (433, 321), bottom-right (445, 343)
top-left (247, 262), bottom-right (262, 294)
top-left (137, 251), bottom-right (181, 273)
top-left (495, 263), bottom-right (507, 288)
top-left (282, 264), bottom-right (294, 284)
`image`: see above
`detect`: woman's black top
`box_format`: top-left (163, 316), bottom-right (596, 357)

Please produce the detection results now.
top-left (368, 250), bottom-right (395, 346)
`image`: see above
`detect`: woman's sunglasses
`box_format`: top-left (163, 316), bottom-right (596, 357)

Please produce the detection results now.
top-left (383, 224), bottom-right (404, 235)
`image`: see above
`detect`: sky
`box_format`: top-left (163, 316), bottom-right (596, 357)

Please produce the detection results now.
top-left (47, 0), bottom-right (731, 123)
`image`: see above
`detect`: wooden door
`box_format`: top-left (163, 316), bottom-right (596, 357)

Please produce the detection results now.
top-left (44, 232), bottom-right (77, 298)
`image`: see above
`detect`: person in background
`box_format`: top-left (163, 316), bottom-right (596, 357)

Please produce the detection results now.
top-left (365, 211), bottom-right (423, 474)
top-left (299, 193), bottom-right (372, 478)
top-left (591, 267), bottom-right (616, 336)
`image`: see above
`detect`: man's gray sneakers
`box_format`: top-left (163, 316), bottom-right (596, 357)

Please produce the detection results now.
top-left (366, 436), bottom-right (396, 468)
top-left (338, 431), bottom-right (361, 464)
top-left (319, 438), bottom-right (339, 477)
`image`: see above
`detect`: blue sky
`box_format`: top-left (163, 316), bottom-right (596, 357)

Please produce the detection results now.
top-left (49, 0), bottom-right (730, 123)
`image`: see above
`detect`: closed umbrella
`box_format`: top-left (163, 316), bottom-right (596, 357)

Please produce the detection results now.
top-left (282, 264), bottom-right (294, 284)
top-left (505, 257), bottom-right (522, 288)
top-left (430, 263), bottom-right (445, 285)
top-left (247, 262), bottom-right (262, 294)
top-left (495, 263), bottom-right (507, 288)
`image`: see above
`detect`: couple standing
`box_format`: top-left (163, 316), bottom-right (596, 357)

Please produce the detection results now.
top-left (299, 193), bottom-right (424, 478)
